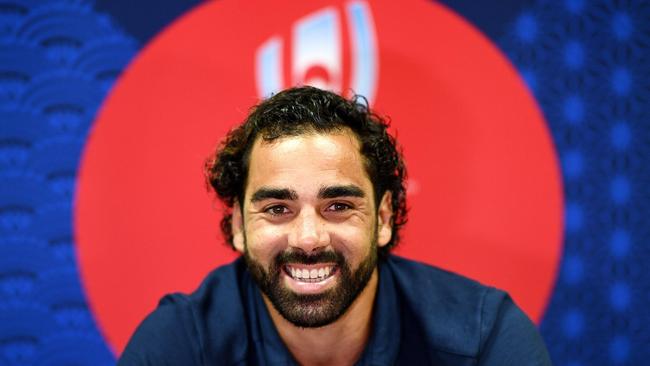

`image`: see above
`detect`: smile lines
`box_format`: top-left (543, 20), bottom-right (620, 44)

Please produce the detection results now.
top-left (286, 265), bottom-right (335, 282)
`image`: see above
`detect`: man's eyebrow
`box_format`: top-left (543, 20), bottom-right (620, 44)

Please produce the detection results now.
top-left (318, 185), bottom-right (366, 199)
top-left (250, 187), bottom-right (298, 203)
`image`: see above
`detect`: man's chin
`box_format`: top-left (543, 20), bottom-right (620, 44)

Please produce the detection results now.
top-left (268, 287), bottom-right (349, 328)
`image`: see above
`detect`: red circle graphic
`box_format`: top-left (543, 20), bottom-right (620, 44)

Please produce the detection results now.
top-left (76, 0), bottom-right (563, 354)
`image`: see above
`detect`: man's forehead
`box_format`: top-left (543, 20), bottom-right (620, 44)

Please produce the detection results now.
top-left (244, 130), bottom-right (372, 198)
top-left (252, 128), bottom-right (362, 153)
top-left (248, 129), bottom-right (363, 165)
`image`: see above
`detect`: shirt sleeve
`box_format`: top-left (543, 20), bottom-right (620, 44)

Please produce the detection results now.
top-left (117, 295), bottom-right (204, 366)
top-left (478, 291), bottom-right (553, 366)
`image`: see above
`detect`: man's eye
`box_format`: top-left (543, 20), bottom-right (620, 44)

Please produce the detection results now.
top-left (327, 202), bottom-right (352, 212)
top-left (265, 205), bottom-right (289, 216)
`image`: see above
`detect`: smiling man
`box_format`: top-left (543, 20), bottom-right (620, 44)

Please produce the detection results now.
top-left (118, 86), bottom-right (551, 365)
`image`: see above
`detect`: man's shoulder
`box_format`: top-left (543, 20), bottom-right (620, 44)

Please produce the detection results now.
top-left (386, 254), bottom-right (502, 313)
top-left (118, 258), bottom-right (250, 365)
top-left (387, 254), bottom-right (495, 293)
top-left (161, 256), bottom-right (248, 321)
top-left (385, 255), bottom-right (549, 363)
top-left (184, 256), bottom-right (247, 305)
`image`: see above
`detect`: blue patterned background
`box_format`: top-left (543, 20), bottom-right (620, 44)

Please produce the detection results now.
top-left (498, 1), bottom-right (650, 364)
top-left (0, 0), bottom-right (648, 365)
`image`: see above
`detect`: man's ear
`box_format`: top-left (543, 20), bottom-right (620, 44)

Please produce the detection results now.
top-left (377, 191), bottom-right (393, 247)
top-left (232, 201), bottom-right (245, 253)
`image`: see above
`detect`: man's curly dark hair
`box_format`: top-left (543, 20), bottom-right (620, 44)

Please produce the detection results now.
top-left (204, 86), bottom-right (407, 258)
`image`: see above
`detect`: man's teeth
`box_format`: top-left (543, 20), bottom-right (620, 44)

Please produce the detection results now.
top-left (288, 266), bottom-right (333, 281)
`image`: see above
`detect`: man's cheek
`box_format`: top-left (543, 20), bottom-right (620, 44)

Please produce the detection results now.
top-left (329, 228), bottom-right (370, 255)
top-left (247, 229), bottom-right (287, 259)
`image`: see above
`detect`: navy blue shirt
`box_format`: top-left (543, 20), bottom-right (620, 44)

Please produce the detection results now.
top-left (119, 255), bottom-right (552, 365)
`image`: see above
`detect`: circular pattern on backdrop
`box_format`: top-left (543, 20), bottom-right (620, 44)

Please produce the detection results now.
top-left (499, 1), bottom-right (650, 363)
top-left (75, 0), bottom-right (563, 353)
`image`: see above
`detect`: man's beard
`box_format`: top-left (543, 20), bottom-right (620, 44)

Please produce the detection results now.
top-left (244, 235), bottom-right (378, 328)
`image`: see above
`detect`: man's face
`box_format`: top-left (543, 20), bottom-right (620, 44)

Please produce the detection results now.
top-left (232, 129), bottom-right (393, 328)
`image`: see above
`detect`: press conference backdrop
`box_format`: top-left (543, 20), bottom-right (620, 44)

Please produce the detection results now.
top-left (0, 0), bottom-right (648, 365)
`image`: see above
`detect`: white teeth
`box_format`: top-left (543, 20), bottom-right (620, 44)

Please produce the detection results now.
top-left (287, 266), bottom-right (334, 281)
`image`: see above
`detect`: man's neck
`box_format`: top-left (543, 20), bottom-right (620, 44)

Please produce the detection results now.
top-left (262, 269), bottom-right (379, 366)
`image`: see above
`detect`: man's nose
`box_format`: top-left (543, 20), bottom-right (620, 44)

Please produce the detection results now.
top-left (288, 208), bottom-right (329, 252)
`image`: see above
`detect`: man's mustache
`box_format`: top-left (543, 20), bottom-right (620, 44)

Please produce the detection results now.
top-left (274, 250), bottom-right (343, 266)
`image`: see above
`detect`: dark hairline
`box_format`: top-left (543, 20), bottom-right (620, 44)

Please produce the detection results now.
top-left (238, 128), bottom-right (378, 209)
